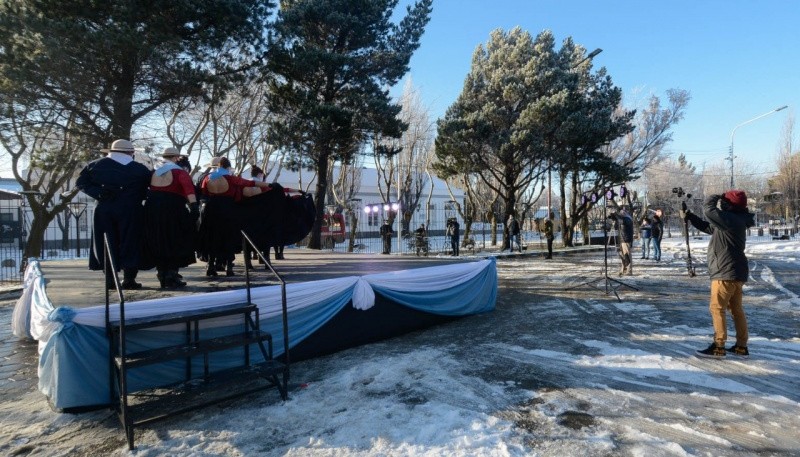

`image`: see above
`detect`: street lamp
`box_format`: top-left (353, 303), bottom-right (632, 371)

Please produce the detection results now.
top-left (573, 48), bottom-right (602, 68)
top-left (729, 105), bottom-right (788, 188)
top-left (67, 201), bottom-right (87, 257)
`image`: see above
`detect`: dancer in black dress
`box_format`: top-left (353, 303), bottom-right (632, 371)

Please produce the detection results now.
top-left (197, 158), bottom-right (277, 277)
top-left (142, 147), bottom-right (198, 288)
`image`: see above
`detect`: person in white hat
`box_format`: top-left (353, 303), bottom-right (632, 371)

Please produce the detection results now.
top-left (76, 139), bottom-right (151, 289)
top-left (141, 147), bottom-right (198, 288)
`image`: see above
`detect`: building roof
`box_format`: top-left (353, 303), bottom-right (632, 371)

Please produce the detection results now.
top-left (261, 165), bottom-right (464, 203)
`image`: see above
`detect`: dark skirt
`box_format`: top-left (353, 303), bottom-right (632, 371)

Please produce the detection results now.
top-left (196, 195), bottom-right (240, 262)
top-left (237, 189), bottom-right (286, 251)
top-left (141, 191), bottom-right (196, 270)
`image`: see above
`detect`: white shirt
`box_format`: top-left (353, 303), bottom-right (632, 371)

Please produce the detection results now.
top-left (108, 152), bottom-right (133, 165)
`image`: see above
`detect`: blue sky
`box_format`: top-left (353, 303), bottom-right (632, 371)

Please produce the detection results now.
top-left (396, 0), bottom-right (799, 180)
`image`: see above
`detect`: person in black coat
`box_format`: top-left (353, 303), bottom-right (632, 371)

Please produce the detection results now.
top-left (682, 190), bottom-right (755, 358)
top-left (507, 215), bottom-right (522, 253)
top-left (651, 214), bottom-right (664, 261)
top-left (379, 220), bottom-right (393, 254)
top-left (608, 208), bottom-right (634, 275)
top-left (76, 139), bottom-right (151, 289)
top-left (447, 218), bottom-right (460, 256)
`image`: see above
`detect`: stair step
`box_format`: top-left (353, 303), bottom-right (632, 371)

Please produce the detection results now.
top-left (116, 330), bottom-right (273, 369)
top-left (124, 360), bottom-right (288, 426)
top-left (110, 302), bottom-right (256, 331)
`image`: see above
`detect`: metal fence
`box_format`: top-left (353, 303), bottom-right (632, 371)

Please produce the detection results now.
top-left (3, 196), bottom-right (797, 286)
top-left (0, 198), bottom-right (91, 285)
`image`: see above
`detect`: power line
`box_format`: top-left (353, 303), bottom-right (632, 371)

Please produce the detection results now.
top-left (643, 164), bottom-right (779, 177)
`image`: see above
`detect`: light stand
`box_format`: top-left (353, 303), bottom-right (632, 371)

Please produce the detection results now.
top-left (566, 186), bottom-right (638, 301)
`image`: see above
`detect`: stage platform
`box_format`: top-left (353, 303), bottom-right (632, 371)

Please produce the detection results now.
top-left (36, 249), bottom-right (482, 309)
top-left (13, 250), bottom-right (499, 410)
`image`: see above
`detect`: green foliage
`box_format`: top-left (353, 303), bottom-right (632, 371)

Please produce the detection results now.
top-left (435, 29), bottom-right (633, 223)
top-left (265, 0), bottom-right (432, 168)
top-left (0, 0), bottom-right (273, 143)
top-left (264, 0), bottom-right (432, 248)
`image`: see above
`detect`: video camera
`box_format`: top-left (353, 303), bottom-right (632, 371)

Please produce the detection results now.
top-left (673, 187), bottom-right (693, 212)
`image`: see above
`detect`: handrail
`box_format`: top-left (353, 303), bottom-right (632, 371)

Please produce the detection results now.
top-left (103, 233), bottom-right (125, 408)
top-left (240, 231), bottom-right (290, 368)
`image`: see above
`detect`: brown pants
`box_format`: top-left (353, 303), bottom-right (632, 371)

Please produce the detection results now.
top-left (617, 242), bottom-right (632, 274)
top-left (710, 280), bottom-right (748, 347)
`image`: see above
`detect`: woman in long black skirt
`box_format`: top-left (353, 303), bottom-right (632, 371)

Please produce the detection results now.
top-left (142, 147), bottom-right (199, 288)
top-left (197, 157), bottom-right (277, 277)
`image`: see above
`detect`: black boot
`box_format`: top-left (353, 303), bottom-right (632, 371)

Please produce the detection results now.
top-left (167, 270), bottom-right (187, 288)
top-left (226, 262), bottom-right (235, 277)
top-left (206, 262), bottom-right (218, 277)
top-left (156, 269), bottom-right (167, 288)
top-left (121, 269), bottom-right (142, 290)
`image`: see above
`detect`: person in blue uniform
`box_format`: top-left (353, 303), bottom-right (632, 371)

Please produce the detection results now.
top-left (76, 139), bottom-right (152, 289)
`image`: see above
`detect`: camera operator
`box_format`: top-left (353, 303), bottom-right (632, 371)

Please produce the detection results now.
top-left (446, 218), bottom-right (460, 256)
top-left (681, 190), bottom-right (755, 359)
top-left (379, 219), bottom-right (393, 255)
top-left (608, 207), bottom-right (634, 275)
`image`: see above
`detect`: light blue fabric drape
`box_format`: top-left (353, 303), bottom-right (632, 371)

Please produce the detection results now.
top-left (15, 258), bottom-right (497, 409)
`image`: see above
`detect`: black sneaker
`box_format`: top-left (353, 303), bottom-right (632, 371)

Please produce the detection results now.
top-left (696, 343), bottom-right (726, 359)
top-left (726, 345), bottom-right (749, 358)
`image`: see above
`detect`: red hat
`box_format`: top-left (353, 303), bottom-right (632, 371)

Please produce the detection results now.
top-left (723, 190), bottom-right (747, 209)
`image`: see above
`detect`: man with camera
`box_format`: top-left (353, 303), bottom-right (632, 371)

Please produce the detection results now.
top-left (608, 208), bottom-right (634, 275)
top-left (379, 219), bottom-right (393, 254)
top-left (446, 218), bottom-right (460, 256)
top-left (681, 190), bottom-right (755, 358)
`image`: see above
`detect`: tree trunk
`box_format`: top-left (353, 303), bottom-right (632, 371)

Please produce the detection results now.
top-left (309, 149), bottom-right (330, 250)
top-left (24, 209), bottom-right (56, 261)
top-left (490, 213), bottom-right (498, 246)
top-left (111, 60), bottom-right (136, 139)
top-left (560, 167), bottom-right (574, 247)
top-left (59, 213), bottom-right (70, 251)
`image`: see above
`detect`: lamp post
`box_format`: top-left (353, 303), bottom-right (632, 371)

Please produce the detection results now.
top-left (729, 105), bottom-right (788, 188)
top-left (67, 201), bottom-right (87, 257)
top-left (382, 202), bottom-right (401, 253)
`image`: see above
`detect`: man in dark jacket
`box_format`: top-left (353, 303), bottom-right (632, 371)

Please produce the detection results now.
top-left (543, 212), bottom-right (555, 259)
top-left (379, 220), bottom-right (393, 254)
top-left (76, 139), bottom-right (151, 289)
top-left (682, 190), bottom-right (755, 358)
top-left (609, 208), bottom-right (634, 275)
top-left (447, 218), bottom-right (460, 256)
top-left (508, 215), bottom-right (522, 253)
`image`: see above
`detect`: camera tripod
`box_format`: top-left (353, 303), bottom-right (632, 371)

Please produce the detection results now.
top-left (566, 198), bottom-right (637, 301)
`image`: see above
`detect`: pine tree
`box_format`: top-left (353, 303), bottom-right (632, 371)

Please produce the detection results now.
top-left (0, 0), bottom-right (273, 143)
top-left (264, 0), bottom-right (432, 249)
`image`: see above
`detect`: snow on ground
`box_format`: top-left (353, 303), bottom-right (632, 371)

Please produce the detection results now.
top-left (1, 238), bottom-right (799, 456)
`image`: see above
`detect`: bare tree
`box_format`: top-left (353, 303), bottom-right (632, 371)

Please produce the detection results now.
top-left (328, 152), bottom-right (364, 252)
top-left (374, 79), bottom-right (435, 235)
top-left (559, 89), bottom-right (689, 246)
top-left (768, 113), bottom-right (799, 223)
top-left (0, 100), bottom-right (94, 262)
top-left (163, 84), bottom-right (287, 179)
